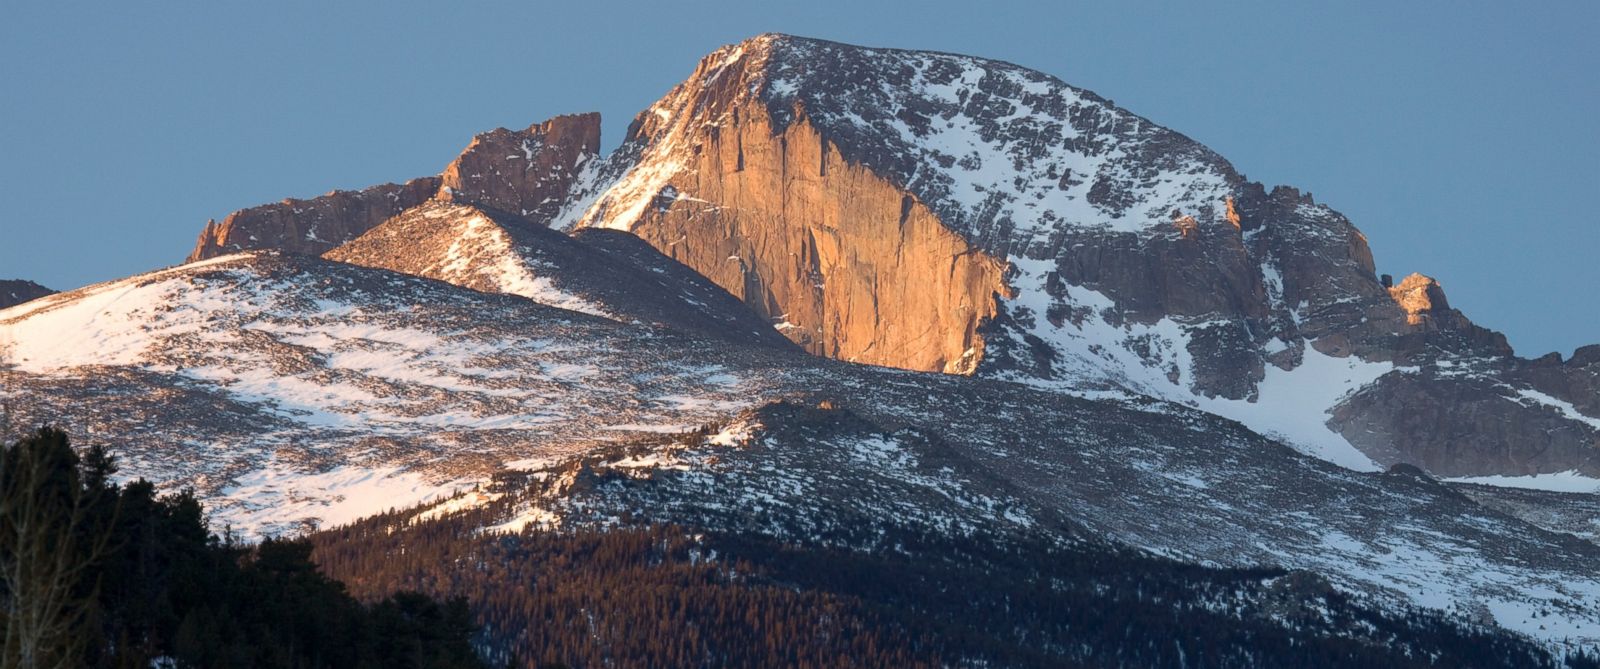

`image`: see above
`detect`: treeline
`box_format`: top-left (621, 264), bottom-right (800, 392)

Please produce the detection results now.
top-left (0, 427), bottom-right (488, 669)
top-left (314, 494), bottom-right (1599, 669)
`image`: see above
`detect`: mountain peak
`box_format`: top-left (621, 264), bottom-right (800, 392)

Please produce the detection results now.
top-left (439, 112), bottom-right (600, 220)
top-left (186, 112), bottom-right (601, 263)
top-left (606, 31), bottom-right (1234, 245)
top-left (565, 34), bottom-right (1597, 481)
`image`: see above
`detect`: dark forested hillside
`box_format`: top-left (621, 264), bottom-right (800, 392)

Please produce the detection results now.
top-left (313, 500), bottom-right (1590, 669)
top-left (0, 427), bottom-right (487, 669)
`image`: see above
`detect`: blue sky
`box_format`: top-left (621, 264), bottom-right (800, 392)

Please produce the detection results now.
top-left (2, 1), bottom-right (1595, 356)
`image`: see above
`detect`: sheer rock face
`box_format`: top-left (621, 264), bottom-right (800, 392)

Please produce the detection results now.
top-left (323, 200), bottom-right (792, 348)
top-left (0, 279), bottom-right (54, 310)
top-left (185, 113), bottom-right (601, 263)
top-left (589, 95), bottom-right (1008, 372)
top-left (574, 39), bottom-right (1026, 372)
top-left (187, 178), bottom-right (440, 262)
top-left (438, 113), bottom-right (600, 221)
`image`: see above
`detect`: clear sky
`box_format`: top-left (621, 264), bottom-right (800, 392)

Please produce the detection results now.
top-left (2, 1), bottom-right (1595, 357)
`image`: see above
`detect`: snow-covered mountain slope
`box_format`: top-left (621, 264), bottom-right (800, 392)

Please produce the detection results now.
top-left (562, 33), bottom-right (1598, 481)
top-left (0, 252), bottom-right (802, 533)
top-left (324, 200), bottom-right (794, 347)
top-left (414, 398), bottom-right (1600, 648)
top-left (4, 248), bottom-right (1599, 646)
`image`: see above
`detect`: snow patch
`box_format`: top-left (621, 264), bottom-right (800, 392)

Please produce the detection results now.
top-left (218, 461), bottom-right (465, 536)
top-left (1446, 471), bottom-right (1600, 494)
top-left (1514, 388), bottom-right (1600, 431)
top-left (1005, 256), bottom-right (1386, 471)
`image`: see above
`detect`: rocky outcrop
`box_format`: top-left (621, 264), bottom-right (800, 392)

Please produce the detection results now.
top-left (1331, 365), bottom-right (1600, 477)
top-left (186, 113), bottom-right (601, 263)
top-left (0, 279), bottom-right (54, 310)
top-left (187, 178), bottom-right (440, 261)
top-left (1388, 273), bottom-right (1449, 326)
top-left (323, 200), bottom-right (792, 348)
top-left (1516, 345), bottom-right (1600, 417)
top-left (439, 113), bottom-right (600, 221)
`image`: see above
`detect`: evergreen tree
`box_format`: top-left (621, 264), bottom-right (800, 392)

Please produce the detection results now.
top-left (0, 427), bottom-right (112, 669)
top-left (1, 427), bottom-right (490, 669)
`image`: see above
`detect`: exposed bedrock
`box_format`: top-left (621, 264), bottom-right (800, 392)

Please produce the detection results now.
top-left (617, 99), bottom-right (1009, 374)
top-left (186, 113), bottom-right (601, 262)
top-left (1332, 369), bottom-right (1600, 477)
top-left (438, 112), bottom-right (600, 219)
top-left (187, 177), bottom-right (441, 262)
top-left (0, 279), bottom-right (55, 310)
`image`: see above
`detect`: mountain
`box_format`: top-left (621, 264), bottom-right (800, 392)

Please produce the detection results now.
top-left (3, 250), bottom-right (1599, 651)
top-left (0, 251), bottom-right (802, 533)
top-left (0, 279), bottom-right (54, 309)
top-left (175, 37), bottom-right (1600, 484)
top-left (186, 113), bottom-right (601, 261)
top-left (11, 32), bottom-right (1598, 662)
top-left (567, 34), bottom-right (1598, 480)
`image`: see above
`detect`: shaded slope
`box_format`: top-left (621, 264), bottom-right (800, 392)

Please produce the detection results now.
top-left (323, 200), bottom-right (793, 347)
top-left (0, 251), bottom-right (797, 532)
top-left (314, 522), bottom-right (1567, 669)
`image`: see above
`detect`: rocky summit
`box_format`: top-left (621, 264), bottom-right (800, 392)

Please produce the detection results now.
top-left (11, 33), bottom-right (1597, 663)
top-left (185, 113), bottom-right (602, 261)
top-left (565, 34), bottom-right (1595, 478)
top-left (0, 278), bottom-right (54, 310)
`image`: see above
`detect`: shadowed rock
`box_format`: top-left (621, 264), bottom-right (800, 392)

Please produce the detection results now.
top-left (0, 279), bottom-right (54, 310)
top-left (323, 200), bottom-right (794, 348)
